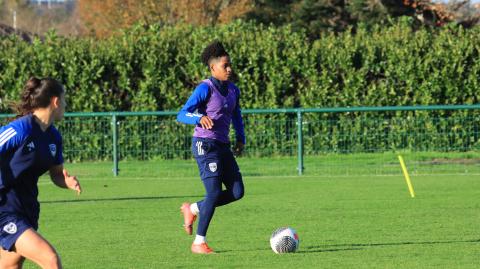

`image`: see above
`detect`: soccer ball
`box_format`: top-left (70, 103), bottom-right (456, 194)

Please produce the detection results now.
top-left (269, 227), bottom-right (299, 254)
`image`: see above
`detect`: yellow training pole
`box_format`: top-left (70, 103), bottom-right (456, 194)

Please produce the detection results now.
top-left (398, 155), bottom-right (415, 198)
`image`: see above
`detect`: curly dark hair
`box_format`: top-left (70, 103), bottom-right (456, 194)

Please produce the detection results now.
top-left (201, 41), bottom-right (229, 67)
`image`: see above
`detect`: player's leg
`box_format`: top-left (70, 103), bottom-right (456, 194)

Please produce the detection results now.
top-left (0, 248), bottom-right (25, 269)
top-left (190, 176), bottom-right (221, 254)
top-left (13, 229), bottom-right (62, 269)
top-left (191, 139), bottom-right (223, 253)
top-left (196, 176), bottom-right (223, 237)
top-left (181, 138), bottom-right (220, 254)
top-left (215, 148), bottom-right (244, 207)
top-left (194, 141), bottom-right (223, 237)
top-left (0, 214), bottom-right (34, 268)
top-left (181, 137), bottom-right (209, 235)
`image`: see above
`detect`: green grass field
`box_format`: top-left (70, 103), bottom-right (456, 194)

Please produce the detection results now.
top-left (22, 158), bottom-right (480, 268)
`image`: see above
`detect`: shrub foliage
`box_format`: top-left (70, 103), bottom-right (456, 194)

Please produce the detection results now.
top-left (1, 20), bottom-right (479, 159)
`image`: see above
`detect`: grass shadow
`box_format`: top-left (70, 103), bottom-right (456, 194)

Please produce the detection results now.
top-left (298, 247), bottom-right (362, 253)
top-left (41, 195), bottom-right (203, 204)
top-left (300, 239), bottom-right (480, 253)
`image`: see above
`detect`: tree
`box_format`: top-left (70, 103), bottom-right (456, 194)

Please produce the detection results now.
top-left (76, 0), bottom-right (253, 37)
top-left (347, 0), bottom-right (389, 25)
top-left (170, 0), bottom-right (253, 25)
top-left (292, 0), bottom-right (353, 36)
top-left (244, 0), bottom-right (296, 25)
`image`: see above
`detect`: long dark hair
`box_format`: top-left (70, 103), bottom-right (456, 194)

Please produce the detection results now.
top-left (14, 77), bottom-right (64, 117)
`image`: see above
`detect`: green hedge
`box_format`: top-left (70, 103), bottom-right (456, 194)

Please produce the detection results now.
top-left (1, 20), bottom-right (479, 112)
top-left (0, 22), bottom-right (480, 112)
top-left (1, 20), bottom-right (480, 160)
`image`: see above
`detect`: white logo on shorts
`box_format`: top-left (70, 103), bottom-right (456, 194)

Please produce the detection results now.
top-left (209, 162), bottom-right (217, 172)
top-left (196, 141), bottom-right (204, 156)
top-left (3, 222), bottom-right (17, 234)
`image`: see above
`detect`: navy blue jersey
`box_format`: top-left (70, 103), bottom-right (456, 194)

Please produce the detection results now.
top-left (0, 114), bottom-right (63, 227)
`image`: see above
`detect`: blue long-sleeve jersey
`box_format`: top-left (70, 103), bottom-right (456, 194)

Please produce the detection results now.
top-left (177, 77), bottom-right (246, 144)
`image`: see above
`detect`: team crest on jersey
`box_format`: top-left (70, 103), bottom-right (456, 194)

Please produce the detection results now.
top-left (209, 162), bottom-right (217, 172)
top-left (3, 222), bottom-right (17, 234)
top-left (49, 144), bottom-right (57, 157)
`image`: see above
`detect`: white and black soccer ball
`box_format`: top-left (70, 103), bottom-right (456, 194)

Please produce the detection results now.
top-left (270, 227), bottom-right (299, 254)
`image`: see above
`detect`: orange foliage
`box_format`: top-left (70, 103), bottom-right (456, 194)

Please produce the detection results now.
top-left (76, 0), bottom-right (155, 37)
top-left (76, 0), bottom-right (254, 38)
top-left (169, 0), bottom-right (253, 25)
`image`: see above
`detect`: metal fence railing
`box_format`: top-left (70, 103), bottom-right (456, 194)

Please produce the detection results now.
top-left (2, 105), bottom-right (480, 176)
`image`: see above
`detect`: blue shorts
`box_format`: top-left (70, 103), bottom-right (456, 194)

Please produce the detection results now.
top-left (0, 212), bottom-right (34, 251)
top-left (192, 137), bottom-right (240, 181)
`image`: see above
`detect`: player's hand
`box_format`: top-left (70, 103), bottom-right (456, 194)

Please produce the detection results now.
top-left (233, 141), bottom-right (244, 156)
top-left (63, 169), bottom-right (82, 195)
top-left (200, 116), bottom-right (214, 129)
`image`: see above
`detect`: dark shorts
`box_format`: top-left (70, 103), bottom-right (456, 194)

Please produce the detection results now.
top-left (0, 212), bottom-right (34, 251)
top-left (192, 137), bottom-right (241, 181)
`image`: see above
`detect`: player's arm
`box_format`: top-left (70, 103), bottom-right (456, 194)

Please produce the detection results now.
top-left (0, 125), bottom-right (25, 189)
top-left (176, 83), bottom-right (214, 129)
top-left (48, 133), bottom-right (81, 194)
top-left (0, 126), bottom-right (19, 155)
top-left (49, 164), bottom-right (81, 194)
top-left (231, 87), bottom-right (246, 155)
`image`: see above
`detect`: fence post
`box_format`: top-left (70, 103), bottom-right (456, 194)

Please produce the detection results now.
top-left (111, 114), bottom-right (119, 176)
top-left (297, 109), bottom-right (304, 175)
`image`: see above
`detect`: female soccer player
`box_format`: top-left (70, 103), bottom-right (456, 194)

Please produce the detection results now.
top-left (177, 41), bottom-right (245, 254)
top-left (0, 77), bottom-right (81, 269)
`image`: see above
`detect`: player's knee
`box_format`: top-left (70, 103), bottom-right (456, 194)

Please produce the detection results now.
top-left (232, 174), bottom-right (244, 201)
top-left (233, 188), bottom-right (244, 201)
top-left (41, 251), bottom-right (62, 269)
top-left (233, 184), bottom-right (244, 201)
top-left (206, 189), bottom-right (222, 202)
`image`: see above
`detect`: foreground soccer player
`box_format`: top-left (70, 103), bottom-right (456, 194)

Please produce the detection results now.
top-left (177, 41), bottom-right (246, 254)
top-left (0, 77), bottom-right (81, 268)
